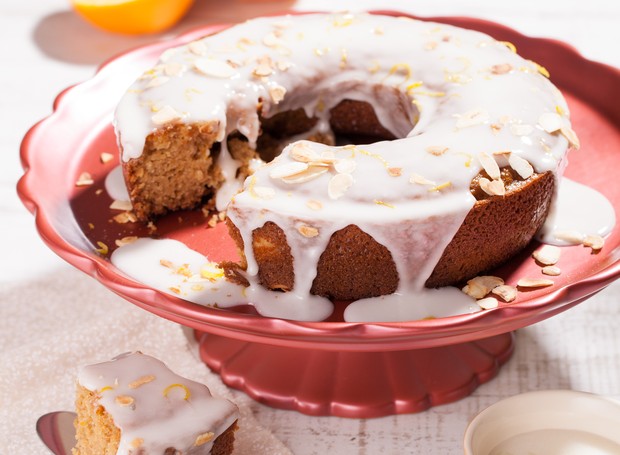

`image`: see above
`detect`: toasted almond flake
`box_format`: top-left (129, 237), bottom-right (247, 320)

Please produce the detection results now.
top-left (298, 224), bottom-right (319, 238)
top-left (95, 189), bottom-right (103, 196)
top-left (282, 166), bottom-right (329, 184)
top-left (373, 26), bottom-right (384, 35)
top-left (200, 263), bottom-right (224, 281)
top-left (130, 438), bottom-right (144, 449)
top-left (152, 105), bottom-right (183, 125)
top-left (508, 154), bottom-right (534, 179)
top-left (510, 123), bottom-right (534, 136)
top-left (115, 236), bottom-right (138, 247)
top-left (164, 62), bottom-right (185, 77)
top-left (491, 63), bottom-right (512, 74)
top-left (410, 173), bottom-right (435, 186)
top-left (160, 259), bottom-right (174, 268)
top-left (479, 177), bottom-right (505, 196)
top-left (538, 112), bottom-right (563, 133)
top-left (100, 152), bottom-right (114, 164)
top-left (262, 32), bottom-right (282, 48)
top-left (532, 245), bottom-right (561, 265)
top-left (252, 63), bottom-right (273, 77)
top-left (328, 173), bottom-right (354, 199)
top-left (560, 126), bottom-right (580, 149)
top-left (113, 211), bottom-right (138, 224)
top-left (517, 278), bottom-right (554, 288)
top-left (145, 76), bottom-right (170, 89)
top-left (553, 230), bottom-right (585, 244)
top-left (426, 146), bottom-right (449, 156)
top-left (75, 172), bottom-right (94, 186)
top-left (490, 123), bottom-right (503, 133)
top-left (463, 275), bottom-right (504, 299)
top-left (168, 286), bottom-right (181, 294)
top-left (542, 265), bottom-right (562, 276)
top-left (95, 241), bottom-right (108, 255)
top-left (455, 109), bottom-right (489, 129)
top-left (251, 186), bottom-right (276, 200)
top-left (583, 234), bottom-right (604, 251)
top-left (477, 297), bottom-right (499, 310)
top-left (387, 167), bottom-right (402, 177)
top-left (276, 60), bottom-right (292, 71)
top-left (319, 150), bottom-right (337, 164)
top-left (129, 375), bottom-right (156, 389)
top-left (115, 395), bottom-right (134, 407)
top-left (88, 223), bottom-right (95, 229)
top-left (160, 48), bottom-right (178, 62)
top-left (335, 158), bottom-right (357, 174)
top-left (306, 199), bottom-right (323, 210)
top-left (289, 143), bottom-right (320, 162)
top-left (110, 200), bottom-right (133, 211)
top-left (188, 41), bottom-right (208, 56)
top-left (195, 432), bottom-right (215, 446)
top-left (424, 41), bottom-right (438, 50)
top-left (270, 162), bottom-right (309, 179)
top-left (491, 285), bottom-right (518, 302)
top-left (194, 58), bottom-right (236, 78)
top-left (163, 383), bottom-right (191, 400)
top-left (268, 84), bottom-right (286, 104)
top-left (478, 152), bottom-right (501, 180)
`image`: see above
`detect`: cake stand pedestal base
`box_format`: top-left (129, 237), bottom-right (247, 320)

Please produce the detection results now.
top-left (195, 331), bottom-right (514, 418)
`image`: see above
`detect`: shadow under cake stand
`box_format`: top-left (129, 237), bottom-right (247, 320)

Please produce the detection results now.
top-left (18, 12), bottom-right (620, 417)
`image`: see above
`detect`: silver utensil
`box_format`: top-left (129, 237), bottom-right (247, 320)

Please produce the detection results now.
top-left (36, 411), bottom-right (76, 455)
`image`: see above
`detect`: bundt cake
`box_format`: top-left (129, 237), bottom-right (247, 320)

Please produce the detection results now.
top-left (112, 13), bottom-right (577, 321)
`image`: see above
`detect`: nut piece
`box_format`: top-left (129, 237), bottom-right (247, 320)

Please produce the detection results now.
top-left (76, 172), bottom-right (94, 187)
top-left (152, 105), bottom-right (183, 125)
top-left (508, 154), bottom-right (534, 179)
top-left (538, 112), bottom-right (563, 133)
top-left (478, 152), bottom-right (501, 180)
top-left (477, 297), bottom-right (499, 310)
top-left (194, 58), bottom-right (236, 78)
top-left (491, 63), bottom-right (513, 75)
top-left (462, 275), bottom-right (504, 299)
top-left (491, 284), bottom-right (518, 303)
top-left (298, 224), bottom-right (319, 238)
top-left (129, 375), bottom-right (156, 389)
top-left (532, 245), bottom-right (561, 266)
top-left (268, 84), bottom-right (286, 104)
top-left (328, 173), bottom-right (354, 199)
top-left (541, 265), bottom-right (561, 276)
top-left (115, 395), bottom-right (135, 407)
top-left (269, 162), bottom-right (309, 179)
top-left (335, 159), bottom-right (357, 175)
top-left (517, 278), bottom-right (554, 288)
top-left (583, 234), bottom-right (604, 251)
top-left (455, 108), bottom-right (489, 129)
top-left (479, 177), bottom-right (506, 196)
top-left (306, 199), bottom-right (323, 211)
top-left (195, 432), bottom-right (215, 446)
top-left (100, 152), bottom-right (114, 164)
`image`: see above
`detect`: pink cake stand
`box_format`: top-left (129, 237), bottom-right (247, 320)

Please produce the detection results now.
top-left (18, 12), bottom-right (620, 418)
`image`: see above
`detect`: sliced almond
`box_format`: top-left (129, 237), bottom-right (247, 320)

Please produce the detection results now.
top-left (426, 146), bottom-right (449, 156)
top-left (462, 275), bottom-right (504, 299)
top-left (491, 63), bottom-right (512, 75)
top-left (538, 112), bottom-right (562, 133)
top-left (110, 200), bottom-right (133, 211)
top-left (115, 236), bottom-right (138, 247)
top-left (328, 173), bottom-right (354, 199)
top-left (477, 297), bottom-right (499, 310)
top-left (100, 152), bottom-right (114, 164)
top-left (281, 166), bottom-right (329, 184)
top-left (491, 284), bottom-right (517, 302)
top-left (560, 126), bottom-right (580, 149)
top-left (164, 62), bottom-right (185, 77)
top-left (152, 105), bottom-right (183, 125)
top-left (195, 432), bottom-right (215, 446)
top-left (583, 234), bottom-right (604, 251)
top-left (553, 230), bottom-right (585, 245)
top-left (510, 123), bottom-right (534, 136)
top-left (129, 375), bottom-right (156, 389)
top-left (251, 186), bottom-right (276, 200)
top-left (541, 265), bottom-right (561, 276)
top-left (75, 172), bottom-right (94, 187)
top-left (145, 76), bottom-right (170, 89)
top-left (517, 278), bottom-right (554, 288)
top-left (268, 84), bottom-right (286, 104)
top-left (306, 199), bottom-right (323, 211)
top-left (289, 143), bottom-right (320, 162)
top-left (269, 162), bottom-right (309, 179)
top-left (193, 58), bottom-right (236, 78)
top-left (298, 224), bottom-right (319, 238)
top-left (479, 177), bottom-right (505, 196)
top-left (532, 245), bottom-right (561, 266)
top-left (478, 152), bottom-right (501, 180)
top-left (115, 395), bottom-right (135, 407)
top-left (387, 167), bottom-right (402, 177)
top-left (188, 41), bottom-right (208, 56)
top-left (409, 173), bottom-right (436, 186)
top-left (508, 154), bottom-right (534, 179)
top-left (335, 159), bottom-right (357, 174)
top-left (455, 109), bottom-right (489, 129)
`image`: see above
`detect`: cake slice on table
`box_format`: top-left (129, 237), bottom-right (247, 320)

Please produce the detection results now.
top-left (73, 352), bottom-right (238, 455)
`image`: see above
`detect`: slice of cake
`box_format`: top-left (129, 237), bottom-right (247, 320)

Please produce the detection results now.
top-left (73, 352), bottom-right (238, 454)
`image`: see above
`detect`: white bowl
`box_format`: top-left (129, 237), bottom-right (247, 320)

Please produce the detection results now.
top-left (464, 390), bottom-right (620, 455)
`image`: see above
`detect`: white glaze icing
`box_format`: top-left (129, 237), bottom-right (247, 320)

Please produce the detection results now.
top-left (538, 178), bottom-right (616, 245)
top-left (77, 352), bottom-right (238, 455)
top-left (113, 13), bottom-right (582, 322)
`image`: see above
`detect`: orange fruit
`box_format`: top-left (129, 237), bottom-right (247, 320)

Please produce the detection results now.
top-left (70, 0), bottom-right (195, 35)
